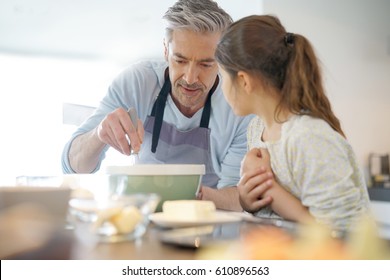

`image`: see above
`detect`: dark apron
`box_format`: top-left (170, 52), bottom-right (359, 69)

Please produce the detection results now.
top-left (139, 72), bottom-right (219, 187)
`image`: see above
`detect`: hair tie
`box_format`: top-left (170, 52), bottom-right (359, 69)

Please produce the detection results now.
top-left (284, 32), bottom-right (295, 46)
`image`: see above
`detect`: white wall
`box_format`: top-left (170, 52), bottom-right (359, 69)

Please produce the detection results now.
top-left (262, 0), bottom-right (390, 181)
top-left (0, 0), bottom-right (261, 64)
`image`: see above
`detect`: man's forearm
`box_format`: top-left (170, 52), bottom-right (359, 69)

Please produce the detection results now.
top-left (201, 186), bottom-right (242, 211)
top-left (68, 128), bottom-right (106, 173)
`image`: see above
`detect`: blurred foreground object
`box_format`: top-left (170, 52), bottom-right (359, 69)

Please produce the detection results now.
top-left (197, 216), bottom-right (390, 260)
top-left (0, 203), bottom-right (73, 259)
top-left (0, 183), bottom-right (71, 259)
top-left (0, 203), bottom-right (54, 258)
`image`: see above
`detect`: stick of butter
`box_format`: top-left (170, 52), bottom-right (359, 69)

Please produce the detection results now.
top-left (162, 200), bottom-right (216, 220)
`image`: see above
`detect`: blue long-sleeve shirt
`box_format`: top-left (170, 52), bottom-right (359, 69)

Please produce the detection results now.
top-left (62, 60), bottom-right (253, 188)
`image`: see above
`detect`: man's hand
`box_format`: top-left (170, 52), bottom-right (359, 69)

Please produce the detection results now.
top-left (198, 185), bottom-right (242, 211)
top-left (96, 108), bottom-right (144, 155)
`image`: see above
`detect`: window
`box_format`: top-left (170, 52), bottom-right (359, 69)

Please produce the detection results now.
top-left (0, 54), bottom-right (120, 177)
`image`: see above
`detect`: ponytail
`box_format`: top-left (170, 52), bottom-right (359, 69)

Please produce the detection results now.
top-left (280, 34), bottom-right (345, 137)
top-left (216, 15), bottom-right (345, 138)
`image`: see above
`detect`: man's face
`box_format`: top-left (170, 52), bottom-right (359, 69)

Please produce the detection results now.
top-left (164, 29), bottom-right (220, 116)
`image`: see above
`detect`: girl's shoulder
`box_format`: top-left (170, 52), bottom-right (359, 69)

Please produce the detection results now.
top-left (247, 116), bottom-right (264, 148)
top-left (248, 115), bottom-right (264, 129)
top-left (283, 115), bottom-right (347, 150)
top-left (284, 115), bottom-right (336, 138)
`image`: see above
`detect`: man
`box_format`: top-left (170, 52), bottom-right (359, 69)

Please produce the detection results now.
top-left (62, 0), bottom-right (252, 211)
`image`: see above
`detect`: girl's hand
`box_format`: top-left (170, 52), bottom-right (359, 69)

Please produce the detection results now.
top-left (238, 167), bottom-right (274, 213)
top-left (240, 148), bottom-right (272, 176)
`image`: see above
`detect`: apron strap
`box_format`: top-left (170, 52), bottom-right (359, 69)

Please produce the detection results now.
top-left (199, 76), bottom-right (218, 128)
top-left (151, 73), bottom-right (171, 153)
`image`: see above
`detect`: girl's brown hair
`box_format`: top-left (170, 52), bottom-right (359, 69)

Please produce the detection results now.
top-left (215, 15), bottom-right (345, 137)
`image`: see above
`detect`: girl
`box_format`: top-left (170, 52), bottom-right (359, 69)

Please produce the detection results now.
top-left (215, 15), bottom-right (370, 231)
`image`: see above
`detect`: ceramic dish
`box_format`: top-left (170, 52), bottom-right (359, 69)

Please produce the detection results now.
top-left (105, 164), bottom-right (205, 212)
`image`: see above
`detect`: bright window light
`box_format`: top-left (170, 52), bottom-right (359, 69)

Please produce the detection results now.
top-left (0, 53), bottom-right (121, 178)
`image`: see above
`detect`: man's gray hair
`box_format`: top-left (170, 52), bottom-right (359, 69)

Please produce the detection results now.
top-left (163, 0), bottom-right (232, 42)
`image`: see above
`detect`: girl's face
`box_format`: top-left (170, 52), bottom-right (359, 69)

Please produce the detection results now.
top-left (219, 66), bottom-right (251, 116)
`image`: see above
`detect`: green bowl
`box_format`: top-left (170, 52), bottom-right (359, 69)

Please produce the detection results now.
top-left (106, 164), bottom-right (205, 212)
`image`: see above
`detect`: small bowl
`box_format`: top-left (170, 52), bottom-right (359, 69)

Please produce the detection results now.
top-left (69, 193), bottom-right (160, 243)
